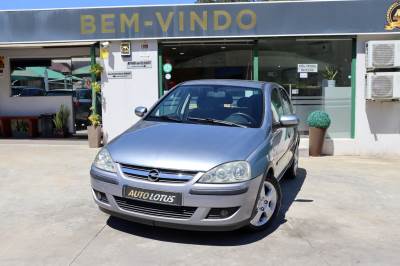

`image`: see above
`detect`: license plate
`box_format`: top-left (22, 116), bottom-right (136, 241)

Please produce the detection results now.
top-left (123, 186), bottom-right (182, 206)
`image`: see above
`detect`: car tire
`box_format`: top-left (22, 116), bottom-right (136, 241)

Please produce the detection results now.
top-left (285, 145), bottom-right (299, 179)
top-left (245, 173), bottom-right (282, 232)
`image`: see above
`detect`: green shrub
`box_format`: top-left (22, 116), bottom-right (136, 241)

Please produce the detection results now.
top-left (307, 111), bottom-right (331, 129)
top-left (53, 104), bottom-right (70, 130)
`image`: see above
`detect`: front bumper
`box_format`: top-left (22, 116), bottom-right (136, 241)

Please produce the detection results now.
top-left (90, 165), bottom-right (262, 231)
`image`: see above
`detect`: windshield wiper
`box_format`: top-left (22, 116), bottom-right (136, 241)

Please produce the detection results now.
top-left (148, 115), bottom-right (182, 123)
top-left (187, 117), bottom-right (247, 128)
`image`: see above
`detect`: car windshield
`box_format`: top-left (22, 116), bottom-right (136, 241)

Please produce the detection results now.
top-left (146, 84), bottom-right (264, 128)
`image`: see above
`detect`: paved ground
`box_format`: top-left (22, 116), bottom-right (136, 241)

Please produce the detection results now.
top-left (0, 143), bottom-right (399, 266)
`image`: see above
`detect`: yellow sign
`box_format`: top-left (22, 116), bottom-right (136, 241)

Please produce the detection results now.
top-left (385, 2), bottom-right (400, 30)
top-left (80, 9), bottom-right (257, 35)
top-left (100, 47), bottom-right (109, 59)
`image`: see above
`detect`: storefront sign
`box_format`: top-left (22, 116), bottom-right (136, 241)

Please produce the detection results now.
top-left (0, 0), bottom-right (396, 44)
top-left (120, 41), bottom-right (131, 56)
top-left (298, 64), bottom-right (318, 73)
top-left (107, 71), bottom-right (132, 79)
top-left (127, 60), bottom-right (152, 69)
top-left (385, 2), bottom-right (400, 30)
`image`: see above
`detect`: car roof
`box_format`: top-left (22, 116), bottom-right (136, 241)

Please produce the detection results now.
top-left (180, 79), bottom-right (267, 89)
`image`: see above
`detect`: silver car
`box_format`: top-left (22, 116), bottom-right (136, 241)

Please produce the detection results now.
top-left (91, 80), bottom-right (300, 231)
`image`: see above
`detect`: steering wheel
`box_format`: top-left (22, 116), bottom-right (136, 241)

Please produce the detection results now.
top-left (227, 112), bottom-right (257, 126)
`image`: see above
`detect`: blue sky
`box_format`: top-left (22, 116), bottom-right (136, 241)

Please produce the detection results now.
top-left (0, 0), bottom-right (195, 10)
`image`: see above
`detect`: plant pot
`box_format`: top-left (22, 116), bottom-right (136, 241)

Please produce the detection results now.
top-left (322, 79), bottom-right (336, 88)
top-left (54, 128), bottom-right (68, 138)
top-left (309, 127), bottom-right (327, 156)
top-left (88, 125), bottom-right (102, 148)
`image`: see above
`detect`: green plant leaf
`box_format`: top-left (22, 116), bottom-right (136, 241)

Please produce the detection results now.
top-left (307, 111), bottom-right (331, 129)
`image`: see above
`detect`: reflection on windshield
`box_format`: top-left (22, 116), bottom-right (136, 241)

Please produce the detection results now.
top-left (146, 85), bottom-right (264, 128)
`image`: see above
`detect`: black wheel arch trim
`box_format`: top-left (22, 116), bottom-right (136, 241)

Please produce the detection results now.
top-left (189, 186), bottom-right (249, 196)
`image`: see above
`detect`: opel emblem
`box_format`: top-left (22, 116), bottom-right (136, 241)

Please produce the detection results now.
top-left (148, 169), bottom-right (160, 182)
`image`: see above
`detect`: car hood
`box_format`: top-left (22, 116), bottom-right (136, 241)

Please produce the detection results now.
top-left (107, 121), bottom-right (265, 172)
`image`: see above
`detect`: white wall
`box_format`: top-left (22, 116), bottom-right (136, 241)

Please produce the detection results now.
top-left (354, 35), bottom-right (400, 156)
top-left (312, 34), bottom-right (400, 156)
top-left (0, 47), bottom-right (91, 133)
top-left (101, 40), bottom-right (159, 142)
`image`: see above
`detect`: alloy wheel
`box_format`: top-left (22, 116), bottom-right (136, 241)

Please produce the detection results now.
top-left (250, 180), bottom-right (278, 227)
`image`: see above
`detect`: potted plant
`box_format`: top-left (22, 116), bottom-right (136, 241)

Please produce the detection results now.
top-left (90, 63), bottom-right (104, 78)
top-left (88, 113), bottom-right (102, 148)
top-left (53, 105), bottom-right (70, 138)
top-left (322, 65), bottom-right (338, 87)
top-left (307, 111), bottom-right (331, 156)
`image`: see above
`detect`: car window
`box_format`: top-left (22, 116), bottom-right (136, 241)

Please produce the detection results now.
top-left (154, 89), bottom-right (186, 117)
top-left (279, 88), bottom-right (293, 115)
top-left (147, 85), bottom-right (264, 128)
top-left (271, 88), bottom-right (283, 123)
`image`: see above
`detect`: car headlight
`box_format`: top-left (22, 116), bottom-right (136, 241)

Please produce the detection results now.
top-left (93, 148), bottom-right (116, 173)
top-left (198, 161), bottom-right (251, 184)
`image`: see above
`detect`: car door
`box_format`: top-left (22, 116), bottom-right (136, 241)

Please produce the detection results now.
top-left (279, 87), bottom-right (296, 170)
top-left (270, 87), bottom-right (287, 178)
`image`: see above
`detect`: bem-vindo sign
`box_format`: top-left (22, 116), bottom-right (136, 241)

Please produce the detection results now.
top-left (80, 9), bottom-right (256, 35)
top-left (0, 0), bottom-right (397, 44)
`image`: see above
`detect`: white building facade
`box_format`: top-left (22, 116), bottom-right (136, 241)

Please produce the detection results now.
top-left (0, 0), bottom-right (400, 155)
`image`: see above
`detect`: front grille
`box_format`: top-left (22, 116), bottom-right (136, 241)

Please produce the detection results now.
top-left (114, 196), bottom-right (197, 219)
top-left (119, 163), bottom-right (197, 183)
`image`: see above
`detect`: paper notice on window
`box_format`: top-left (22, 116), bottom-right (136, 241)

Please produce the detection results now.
top-left (298, 64), bottom-right (318, 73)
top-left (300, 72), bottom-right (308, 79)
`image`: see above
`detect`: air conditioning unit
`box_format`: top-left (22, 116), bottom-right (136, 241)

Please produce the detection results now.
top-left (366, 41), bottom-right (400, 70)
top-left (366, 72), bottom-right (400, 100)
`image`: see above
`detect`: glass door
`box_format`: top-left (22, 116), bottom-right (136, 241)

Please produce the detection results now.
top-left (160, 40), bottom-right (255, 93)
top-left (258, 38), bottom-right (353, 138)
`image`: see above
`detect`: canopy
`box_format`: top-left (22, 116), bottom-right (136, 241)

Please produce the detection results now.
top-left (11, 67), bottom-right (82, 81)
top-left (72, 65), bottom-right (91, 76)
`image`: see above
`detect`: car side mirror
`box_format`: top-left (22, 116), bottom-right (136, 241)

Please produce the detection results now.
top-left (280, 114), bottom-right (299, 127)
top-left (135, 106), bottom-right (148, 117)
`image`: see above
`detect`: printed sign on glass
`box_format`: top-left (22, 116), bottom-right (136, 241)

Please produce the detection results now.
top-left (298, 64), bottom-right (318, 73)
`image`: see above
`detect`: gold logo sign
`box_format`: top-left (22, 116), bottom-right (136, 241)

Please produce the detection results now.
top-left (385, 2), bottom-right (400, 30)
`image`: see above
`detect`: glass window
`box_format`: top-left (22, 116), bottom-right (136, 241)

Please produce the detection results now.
top-left (10, 56), bottom-right (102, 130)
top-left (10, 57), bottom-right (94, 97)
top-left (147, 85), bottom-right (264, 128)
top-left (161, 42), bottom-right (254, 91)
top-left (280, 88), bottom-right (293, 115)
top-left (270, 88), bottom-right (283, 123)
top-left (259, 38), bottom-right (353, 138)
